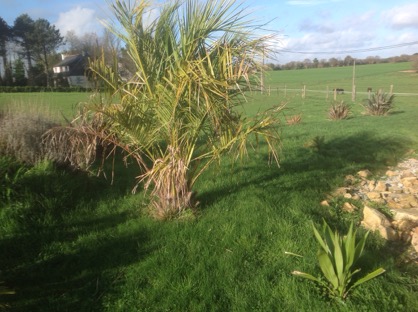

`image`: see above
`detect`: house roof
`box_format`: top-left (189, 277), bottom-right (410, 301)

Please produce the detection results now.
top-left (53, 53), bottom-right (88, 76)
top-left (54, 54), bottom-right (85, 67)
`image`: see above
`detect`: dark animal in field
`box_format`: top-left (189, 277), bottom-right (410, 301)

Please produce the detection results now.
top-left (333, 88), bottom-right (344, 94)
top-left (367, 87), bottom-right (372, 92)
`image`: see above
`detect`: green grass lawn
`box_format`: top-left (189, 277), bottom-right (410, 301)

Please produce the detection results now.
top-left (0, 92), bottom-right (90, 121)
top-left (1, 63), bottom-right (418, 311)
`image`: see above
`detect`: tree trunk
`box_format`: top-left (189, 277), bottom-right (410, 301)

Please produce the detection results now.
top-left (145, 146), bottom-right (195, 219)
top-left (43, 47), bottom-right (50, 87)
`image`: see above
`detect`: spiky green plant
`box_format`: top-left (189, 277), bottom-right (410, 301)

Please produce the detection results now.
top-left (44, 0), bottom-right (282, 218)
top-left (292, 221), bottom-right (385, 301)
top-left (328, 101), bottom-right (350, 120)
top-left (362, 90), bottom-right (395, 116)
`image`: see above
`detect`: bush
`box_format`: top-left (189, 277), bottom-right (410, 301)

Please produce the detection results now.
top-left (328, 101), bottom-right (351, 120)
top-left (362, 90), bottom-right (395, 116)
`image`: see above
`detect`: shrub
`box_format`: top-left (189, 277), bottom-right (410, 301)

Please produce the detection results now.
top-left (328, 101), bottom-right (351, 120)
top-left (286, 114), bottom-right (302, 125)
top-left (362, 90), bottom-right (395, 116)
top-left (304, 135), bottom-right (325, 154)
top-left (292, 221), bottom-right (385, 302)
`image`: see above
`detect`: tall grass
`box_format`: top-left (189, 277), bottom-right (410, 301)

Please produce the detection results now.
top-left (1, 63), bottom-right (418, 311)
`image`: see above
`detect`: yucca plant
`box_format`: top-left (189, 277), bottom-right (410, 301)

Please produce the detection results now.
top-left (286, 114), bottom-right (302, 125)
top-left (328, 101), bottom-right (350, 120)
top-left (362, 89), bottom-right (395, 116)
top-left (44, 0), bottom-right (282, 218)
top-left (292, 221), bottom-right (385, 301)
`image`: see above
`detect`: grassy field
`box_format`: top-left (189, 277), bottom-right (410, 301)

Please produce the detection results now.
top-left (1, 62), bottom-right (418, 311)
top-left (0, 92), bottom-right (90, 121)
top-left (265, 61), bottom-right (417, 94)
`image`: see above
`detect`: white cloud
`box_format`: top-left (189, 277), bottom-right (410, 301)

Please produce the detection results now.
top-left (383, 3), bottom-right (418, 29)
top-left (55, 6), bottom-right (102, 36)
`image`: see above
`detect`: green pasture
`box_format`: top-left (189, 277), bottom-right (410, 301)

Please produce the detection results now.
top-left (0, 92), bottom-right (90, 121)
top-left (1, 62), bottom-right (418, 311)
top-left (265, 62), bottom-right (417, 94)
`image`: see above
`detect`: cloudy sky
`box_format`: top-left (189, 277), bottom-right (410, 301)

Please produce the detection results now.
top-left (1, 0), bottom-right (418, 64)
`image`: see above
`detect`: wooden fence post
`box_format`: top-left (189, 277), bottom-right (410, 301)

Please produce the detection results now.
top-left (284, 84), bottom-right (287, 98)
top-left (302, 85), bottom-right (306, 99)
top-left (334, 88), bottom-right (337, 101)
top-left (326, 86), bottom-right (329, 100)
top-left (352, 84), bottom-right (356, 101)
top-left (390, 84), bottom-right (394, 95)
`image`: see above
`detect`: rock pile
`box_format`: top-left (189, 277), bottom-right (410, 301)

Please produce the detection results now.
top-left (321, 158), bottom-right (418, 258)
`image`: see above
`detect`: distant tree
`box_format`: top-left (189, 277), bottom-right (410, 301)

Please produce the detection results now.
top-left (329, 57), bottom-right (338, 67)
top-left (365, 56), bottom-right (380, 64)
top-left (13, 14), bottom-right (35, 85)
top-left (31, 18), bottom-right (64, 87)
top-left (64, 30), bottom-right (99, 56)
top-left (30, 62), bottom-right (47, 86)
top-left (313, 58), bottom-right (319, 68)
top-left (0, 17), bottom-right (13, 85)
top-left (303, 58), bottom-right (312, 69)
top-left (13, 57), bottom-right (27, 86)
top-left (265, 62), bottom-right (275, 70)
top-left (318, 59), bottom-right (328, 68)
top-left (344, 55), bottom-right (354, 66)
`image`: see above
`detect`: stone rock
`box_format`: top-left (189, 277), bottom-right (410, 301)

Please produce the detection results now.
top-left (357, 170), bottom-right (372, 178)
top-left (391, 208), bottom-right (418, 222)
top-left (320, 200), bottom-right (330, 207)
top-left (332, 187), bottom-right (349, 196)
top-left (367, 180), bottom-right (376, 191)
top-left (327, 158), bottom-right (418, 257)
top-left (401, 177), bottom-right (418, 188)
top-left (366, 192), bottom-right (381, 200)
top-left (386, 170), bottom-right (398, 177)
top-left (401, 170), bottom-right (415, 178)
top-left (342, 202), bottom-right (356, 213)
top-left (411, 228), bottom-right (418, 253)
top-left (361, 206), bottom-right (398, 241)
top-left (344, 175), bottom-right (357, 186)
top-left (374, 181), bottom-right (388, 192)
top-left (397, 195), bottom-right (418, 208)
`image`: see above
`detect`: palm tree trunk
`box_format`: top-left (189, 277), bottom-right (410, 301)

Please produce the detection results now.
top-left (146, 145), bottom-right (195, 218)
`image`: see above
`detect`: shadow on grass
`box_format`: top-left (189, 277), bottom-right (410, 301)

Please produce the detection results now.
top-left (198, 131), bottom-right (414, 210)
top-left (0, 164), bottom-right (152, 311)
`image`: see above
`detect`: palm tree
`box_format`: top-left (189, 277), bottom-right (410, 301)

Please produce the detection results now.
top-left (45, 0), bottom-right (283, 218)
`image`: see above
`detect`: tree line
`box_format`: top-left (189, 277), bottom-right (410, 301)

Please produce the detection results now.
top-left (1, 12), bottom-right (417, 89)
top-left (0, 14), bottom-right (122, 88)
top-left (267, 53), bottom-right (418, 71)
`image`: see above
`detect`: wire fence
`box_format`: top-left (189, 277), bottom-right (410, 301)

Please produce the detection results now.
top-left (252, 86), bottom-right (418, 98)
